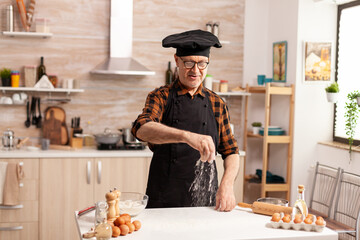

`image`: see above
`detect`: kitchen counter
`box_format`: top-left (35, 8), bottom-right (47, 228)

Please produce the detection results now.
top-left (0, 147), bottom-right (154, 158)
top-left (75, 206), bottom-right (337, 240)
top-left (0, 147), bottom-right (245, 159)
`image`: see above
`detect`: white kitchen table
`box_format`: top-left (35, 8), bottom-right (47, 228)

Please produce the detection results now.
top-left (75, 206), bottom-right (337, 240)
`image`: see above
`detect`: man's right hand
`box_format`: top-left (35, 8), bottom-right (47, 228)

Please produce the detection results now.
top-left (136, 122), bottom-right (215, 163)
top-left (185, 132), bottom-right (215, 163)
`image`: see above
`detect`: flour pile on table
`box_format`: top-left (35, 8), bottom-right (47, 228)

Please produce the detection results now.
top-left (189, 159), bottom-right (217, 206)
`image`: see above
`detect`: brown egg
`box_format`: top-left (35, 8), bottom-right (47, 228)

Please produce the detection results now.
top-left (315, 217), bottom-right (325, 226)
top-left (271, 213), bottom-right (281, 222)
top-left (133, 220), bottom-right (141, 231)
top-left (114, 216), bottom-right (126, 226)
top-left (304, 217), bottom-right (313, 224)
top-left (126, 222), bottom-right (135, 233)
top-left (294, 214), bottom-right (302, 224)
top-left (282, 216), bottom-right (291, 223)
top-left (120, 224), bottom-right (129, 236)
top-left (120, 213), bottom-right (131, 222)
top-left (112, 226), bottom-right (120, 237)
top-left (306, 214), bottom-right (314, 219)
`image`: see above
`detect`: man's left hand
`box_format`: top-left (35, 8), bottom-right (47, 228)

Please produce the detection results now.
top-left (215, 184), bottom-right (236, 212)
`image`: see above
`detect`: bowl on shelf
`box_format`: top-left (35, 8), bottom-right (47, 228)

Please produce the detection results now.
top-left (259, 126), bottom-right (285, 136)
top-left (119, 192), bottom-right (148, 216)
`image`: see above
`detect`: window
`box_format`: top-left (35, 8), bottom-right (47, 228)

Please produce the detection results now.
top-left (334, 0), bottom-right (360, 144)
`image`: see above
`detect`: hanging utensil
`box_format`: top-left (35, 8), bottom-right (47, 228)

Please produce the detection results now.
top-left (24, 100), bottom-right (30, 128)
top-left (37, 97), bottom-right (42, 128)
top-left (31, 97), bottom-right (37, 125)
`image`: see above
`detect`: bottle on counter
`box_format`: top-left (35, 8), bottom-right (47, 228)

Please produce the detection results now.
top-left (165, 61), bottom-right (173, 85)
top-left (94, 201), bottom-right (112, 240)
top-left (37, 56), bottom-right (46, 81)
top-left (293, 184), bottom-right (308, 217)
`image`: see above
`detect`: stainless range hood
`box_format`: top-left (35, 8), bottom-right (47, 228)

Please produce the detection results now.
top-left (91, 0), bottom-right (155, 76)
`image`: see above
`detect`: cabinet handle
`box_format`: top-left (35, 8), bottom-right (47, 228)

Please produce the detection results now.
top-left (0, 226), bottom-right (23, 231)
top-left (97, 161), bottom-right (102, 184)
top-left (0, 204), bottom-right (23, 209)
top-left (87, 161), bottom-right (91, 184)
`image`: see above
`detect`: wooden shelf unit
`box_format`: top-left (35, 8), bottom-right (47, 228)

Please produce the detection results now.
top-left (243, 83), bottom-right (295, 200)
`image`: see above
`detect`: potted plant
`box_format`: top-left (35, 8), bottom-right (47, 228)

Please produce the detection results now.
top-left (251, 122), bottom-right (262, 135)
top-left (0, 68), bottom-right (12, 87)
top-left (345, 90), bottom-right (360, 162)
top-left (325, 82), bottom-right (339, 103)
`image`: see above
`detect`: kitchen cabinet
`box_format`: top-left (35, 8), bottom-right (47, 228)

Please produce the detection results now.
top-left (94, 157), bottom-right (151, 201)
top-left (243, 83), bottom-right (294, 200)
top-left (39, 157), bottom-right (151, 240)
top-left (0, 158), bottom-right (39, 240)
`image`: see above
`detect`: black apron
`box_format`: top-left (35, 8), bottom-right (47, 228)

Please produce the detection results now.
top-left (146, 86), bottom-right (219, 208)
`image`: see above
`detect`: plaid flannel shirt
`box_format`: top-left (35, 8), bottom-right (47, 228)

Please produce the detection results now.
top-left (132, 80), bottom-right (239, 159)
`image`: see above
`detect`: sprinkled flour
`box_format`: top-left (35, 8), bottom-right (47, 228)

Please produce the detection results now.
top-left (189, 159), bottom-right (218, 206)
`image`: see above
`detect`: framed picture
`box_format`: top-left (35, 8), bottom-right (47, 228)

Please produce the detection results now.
top-left (303, 41), bottom-right (332, 82)
top-left (273, 41), bottom-right (287, 82)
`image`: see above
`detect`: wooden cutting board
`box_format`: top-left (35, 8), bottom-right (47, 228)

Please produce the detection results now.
top-left (43, 106), bottom-right (69, 145)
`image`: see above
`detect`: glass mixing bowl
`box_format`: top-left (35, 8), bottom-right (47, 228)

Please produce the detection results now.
top-left (118, 192), bottom-right (148, 216)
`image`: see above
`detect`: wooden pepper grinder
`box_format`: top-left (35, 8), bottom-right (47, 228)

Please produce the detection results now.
top-left (113, 188), bottom-right (121, 218)
top-left (105, 190), bottom-right (117, 223)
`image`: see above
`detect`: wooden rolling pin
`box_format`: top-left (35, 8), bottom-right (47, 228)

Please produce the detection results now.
top-left (238, 202), bottom-right (293, 216)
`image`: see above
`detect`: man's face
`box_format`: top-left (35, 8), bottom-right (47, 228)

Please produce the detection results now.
top-left (174, 54), bottom-right (209, 91)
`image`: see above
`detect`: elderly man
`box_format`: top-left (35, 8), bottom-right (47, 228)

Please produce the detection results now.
top-left (132, 29), bottom-right (239, 211)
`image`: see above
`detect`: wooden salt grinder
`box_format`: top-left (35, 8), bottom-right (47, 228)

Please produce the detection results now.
top-left (105, 190), bottom-right (117, 222)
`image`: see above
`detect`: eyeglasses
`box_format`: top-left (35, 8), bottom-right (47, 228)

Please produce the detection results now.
top-left (179, 57), bottom-right (209, 70)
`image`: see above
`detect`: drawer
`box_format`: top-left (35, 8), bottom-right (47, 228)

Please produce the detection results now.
top-left (0, 222), bottom-right (38, 240)
top-left (0, 159), bottom-right (39, 180)
top-left (0, 201), bottom-right (38, 222)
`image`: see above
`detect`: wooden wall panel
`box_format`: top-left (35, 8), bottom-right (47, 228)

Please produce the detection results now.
top-left (0, 0), bottom-right (245, 147)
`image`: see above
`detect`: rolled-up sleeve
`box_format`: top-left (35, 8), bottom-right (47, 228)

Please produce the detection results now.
top-left (131, 89), bottom-right (167, 140)
top-left (217, 102), bottom-right (239, 159)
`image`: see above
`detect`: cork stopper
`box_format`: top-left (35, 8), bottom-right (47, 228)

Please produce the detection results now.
top-left (298, 184), bottom-right (305, 193)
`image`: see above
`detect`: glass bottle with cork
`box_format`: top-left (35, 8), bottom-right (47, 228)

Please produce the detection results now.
top-left (37, 56), bottom-right (46, 81)
top-left (293, 184), bottom-right (308, 217)
top-left (94, 201), bottom-right (112, 240)
top-left (165, 61), bottom-right (173, 85)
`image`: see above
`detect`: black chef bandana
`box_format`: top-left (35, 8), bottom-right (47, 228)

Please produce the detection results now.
top-left (162, 29), bottom-right (222, 57)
